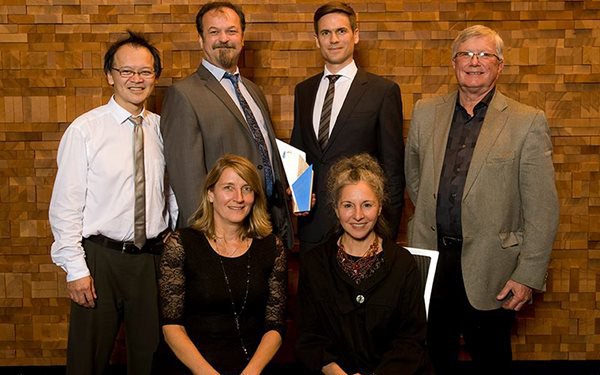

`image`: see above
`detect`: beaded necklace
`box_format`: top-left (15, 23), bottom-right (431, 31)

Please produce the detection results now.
top-left (337, 235), bottom-right (382, 284)
top-left (217, 249), bottom-right (251, 361)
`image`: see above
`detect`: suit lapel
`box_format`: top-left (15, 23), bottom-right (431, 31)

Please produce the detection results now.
top-left (197, 65), bottom-right (249, 132)
top-left (432, 92), bottom-right (457, 195)
top-left (463, 91), bottom-right (509, 198)
top-left (325, 69), bottom-right (369, 152)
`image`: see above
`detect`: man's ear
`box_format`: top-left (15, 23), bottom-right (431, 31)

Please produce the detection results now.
top-left (106, 72), bottom-right (115, 87)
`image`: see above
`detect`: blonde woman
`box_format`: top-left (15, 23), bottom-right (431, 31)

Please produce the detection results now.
top-left (159, 154), bottom-right (287, 375)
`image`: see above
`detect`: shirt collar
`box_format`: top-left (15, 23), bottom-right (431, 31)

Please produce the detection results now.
top-left (323, 60), bottom-right (357, 81)
top-left (456, 86), bottom-right (496, 112)
top-left (108, 96), bottom-right (146, 125)
top-left (202, 59), bottom-right (240, 81)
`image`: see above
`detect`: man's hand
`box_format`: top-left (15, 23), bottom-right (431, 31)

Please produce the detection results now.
top-left (67, 275), bottom-right (97, 308)
top-left (496, 279), bottom-right (532, 311)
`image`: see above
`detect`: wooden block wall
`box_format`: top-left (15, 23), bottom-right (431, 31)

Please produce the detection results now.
top-left (0, 0), bottom-right (599, 365)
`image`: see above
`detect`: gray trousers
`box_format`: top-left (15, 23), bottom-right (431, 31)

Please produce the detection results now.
top-left (66, 239), bottom-right (161, 375)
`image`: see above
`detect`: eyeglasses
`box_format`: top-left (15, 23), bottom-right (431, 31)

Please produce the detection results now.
top-left (111, 67), bottom-right (155, 79)
top-left (454, 51), bottom-right (502, 62)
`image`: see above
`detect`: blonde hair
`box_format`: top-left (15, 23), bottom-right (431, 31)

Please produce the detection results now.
top-left (191, 154), bottom-right (272, 239)
top-left (327, 153), bottom-right (390, 238)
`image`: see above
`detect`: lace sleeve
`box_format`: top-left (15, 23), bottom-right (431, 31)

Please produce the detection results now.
top-left (159, 231), bottom-right (186, 325)
top-left (264, 235), bottom-right (287, 337)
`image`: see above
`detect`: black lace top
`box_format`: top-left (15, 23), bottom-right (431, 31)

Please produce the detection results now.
top-left (159, 228), bottom-right (287, 373)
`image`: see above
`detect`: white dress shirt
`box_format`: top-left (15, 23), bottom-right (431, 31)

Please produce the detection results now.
top-left (202, 59), bottom-right (274, 162)
top-left (49, 97), bottom-right (178, 282)
top-left (312, 60), bottom-right (358, 138)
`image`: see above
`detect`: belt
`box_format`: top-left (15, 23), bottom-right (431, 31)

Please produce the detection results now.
top-left (439, 235), bottom-right (463, 249)
top-left (85, 229), bottom-right (169, 255)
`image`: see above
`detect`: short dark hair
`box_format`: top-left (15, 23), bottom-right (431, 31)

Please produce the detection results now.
top-left (313, 1), bottom-right (357, 34)
top-left (196, 1), bottom-right (246, 36)
top-left (103, 30), bottom-right (162, 78)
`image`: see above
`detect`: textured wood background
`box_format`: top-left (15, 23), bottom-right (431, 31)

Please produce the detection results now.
top-left (0, 0), bottom-right (598, 365)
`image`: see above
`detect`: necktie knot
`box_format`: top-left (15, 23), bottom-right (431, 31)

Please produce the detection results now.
top-left (327, 74), bottom-right (341, 84)
top-left (223, 72), bottom-right (240, 85)
top-left (129, 115), bottom-right (143, 126)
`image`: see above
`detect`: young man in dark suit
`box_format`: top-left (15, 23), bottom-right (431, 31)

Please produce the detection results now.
top-left (291, 1), bottom-right (405, 251)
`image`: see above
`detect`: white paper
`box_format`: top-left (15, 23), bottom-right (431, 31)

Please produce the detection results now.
top-left (276, 139), bottom-right (313, 212)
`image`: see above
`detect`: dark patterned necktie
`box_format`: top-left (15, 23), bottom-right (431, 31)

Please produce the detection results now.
top-left (128, 115), bottom-right (146, 249)
top-left (223, 72), bottom-right (274, 197)
top-left (317, 74), bottom-right (341, 150)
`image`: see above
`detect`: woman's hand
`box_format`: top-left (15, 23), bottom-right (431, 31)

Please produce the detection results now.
top-left (322, 362), bottom-right (348, 375)
top-left (163, 325), bottom-right (220, 375)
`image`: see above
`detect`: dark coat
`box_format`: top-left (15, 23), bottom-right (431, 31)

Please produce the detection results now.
top-left (296, 236), bottom-right (430, 374)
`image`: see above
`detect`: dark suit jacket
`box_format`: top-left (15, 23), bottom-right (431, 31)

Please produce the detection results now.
top-left (405, 90), bottom-right (559, 310)
top-left (160, 64), bottom-right (293, 249)
top-left (290, 69), bottom-right (405, 249)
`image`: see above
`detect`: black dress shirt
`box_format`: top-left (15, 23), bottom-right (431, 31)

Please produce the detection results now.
top-left (436, 89), bottom-right (495, 238)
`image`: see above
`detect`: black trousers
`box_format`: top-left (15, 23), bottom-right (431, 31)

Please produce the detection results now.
top-left (66, 239), bottom-right (161, 375)
top-left (427, 236), bottom-right (515, 375)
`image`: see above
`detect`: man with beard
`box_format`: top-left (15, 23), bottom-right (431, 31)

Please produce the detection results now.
top-left (160, 1), bottom-right (292, 249)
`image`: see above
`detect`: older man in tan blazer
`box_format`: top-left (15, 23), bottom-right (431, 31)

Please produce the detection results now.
top-left (405, 25), bottom-right (559, 374)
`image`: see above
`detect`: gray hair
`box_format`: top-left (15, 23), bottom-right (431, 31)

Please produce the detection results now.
top-left (451, 25), bottom-right (504, 60)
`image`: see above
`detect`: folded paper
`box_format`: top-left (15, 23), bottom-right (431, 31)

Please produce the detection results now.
top-left (276, 139), bottom-right (314, 213)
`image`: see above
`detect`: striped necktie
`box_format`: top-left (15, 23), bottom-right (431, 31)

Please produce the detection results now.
top-left (317, 74), bottom-right (341, 150)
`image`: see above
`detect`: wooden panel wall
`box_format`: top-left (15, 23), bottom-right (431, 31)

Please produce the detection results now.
top-left (0, 0), bottom-right (598, 365)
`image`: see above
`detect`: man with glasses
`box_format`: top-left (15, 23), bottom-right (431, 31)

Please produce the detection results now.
top-left (49, 31), bottom-right (177, 374)
top-left (160, 1), bottom-right (292, 249)
top-left (405, 25), bottom-right (558, 374)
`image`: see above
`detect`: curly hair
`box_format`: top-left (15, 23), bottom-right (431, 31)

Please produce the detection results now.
top-left (327, 153), bottom-right (390, 238)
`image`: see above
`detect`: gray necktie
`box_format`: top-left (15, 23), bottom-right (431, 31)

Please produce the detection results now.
top-left (129, 115), bottom-right (146, 249)
top-left (318, 74), bottom-right (341, 150)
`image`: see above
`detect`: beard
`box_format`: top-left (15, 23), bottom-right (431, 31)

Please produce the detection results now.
top-left (213, 43), bottom-right (238, 69)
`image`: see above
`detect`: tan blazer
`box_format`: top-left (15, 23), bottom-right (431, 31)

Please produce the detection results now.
top-left (160, 64), bottom-right (293, 249)
top-left (405, 90), bottom-right (559, 310)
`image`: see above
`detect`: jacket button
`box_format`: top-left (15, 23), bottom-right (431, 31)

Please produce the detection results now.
top-left (257, 165), bottom-right (263, 170)
top-left (356, 294), bottom-right (365, 304)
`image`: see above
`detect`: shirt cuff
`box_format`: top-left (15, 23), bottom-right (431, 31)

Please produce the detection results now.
top-left (64, 258), bottom-right (91, 282)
